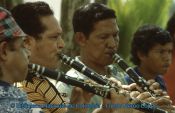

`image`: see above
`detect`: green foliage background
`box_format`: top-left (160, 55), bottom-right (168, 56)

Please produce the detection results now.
top-left (108, 0), bottom-right (172, 61)
top-left (0, 0), bottom-right (174, 64)
top-left (0, 0), bottom-right (23, 10)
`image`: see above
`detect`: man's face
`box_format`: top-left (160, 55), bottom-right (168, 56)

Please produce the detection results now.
top-left (4, 37), bottom-right (29, 82)
top-left (82, 18), bottom-right (119, 66)
top-left (30, 15), bottom-right (64, 69)
top-left (141, 43), bottom-right (173, 75)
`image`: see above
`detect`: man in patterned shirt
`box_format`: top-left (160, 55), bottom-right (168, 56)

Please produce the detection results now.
top-left (0, 7), bottom-right (42, 113)
top-left (11, 2), bottom-right (66, 113)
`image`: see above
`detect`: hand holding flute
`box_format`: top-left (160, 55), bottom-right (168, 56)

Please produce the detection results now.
top-left (29, 63), bottom-right (168, 113)
top-left (58, 53), bottom-right (169, 113)
top-left (113, 53), bottom-right (175, 113)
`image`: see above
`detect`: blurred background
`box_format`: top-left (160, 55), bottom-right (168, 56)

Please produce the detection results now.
top-left (0, 0), bottom-right (174, 62)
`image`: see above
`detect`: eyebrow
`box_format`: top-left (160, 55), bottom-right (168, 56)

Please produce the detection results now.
top-left (48, 32), bottom-right (62, 36)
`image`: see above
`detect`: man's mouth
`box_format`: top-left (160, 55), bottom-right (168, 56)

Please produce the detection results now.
top-left (105, 51), bottom-right (116, 57)
top-left (163, 64), bottom-right (170, 69)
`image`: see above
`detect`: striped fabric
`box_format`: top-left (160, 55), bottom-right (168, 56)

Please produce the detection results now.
top-left (20, 76), bottom-right (67, 113)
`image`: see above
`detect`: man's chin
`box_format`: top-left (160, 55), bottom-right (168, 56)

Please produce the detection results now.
top-left (162, 69), bottom-right (168, 74)
top-left (51, 63), bottom-right (60, 70)
top-left (57, 62), bottom-right (62, 68)
top-left (101, 60), bottom-right (113, 66)
top-left (15, 77), bottom-right (26, 82)
top-left (158, 68), bottom-right (168, 75)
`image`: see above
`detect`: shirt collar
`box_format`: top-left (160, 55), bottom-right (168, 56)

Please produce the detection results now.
top-left (0, 80), bottom-right (11, 87)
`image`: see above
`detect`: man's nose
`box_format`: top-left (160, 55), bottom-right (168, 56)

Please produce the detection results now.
top-left (26, 48), bottom-right (31, 60)
top-left (57, 37), bottom-right (65, 49)
top-left (107, 36), bottom-right (119, 49)
top-left (162, 50), bottom-right (172, 63)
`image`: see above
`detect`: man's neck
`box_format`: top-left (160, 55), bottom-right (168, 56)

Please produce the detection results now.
top-left (0, 77), bottom-right (13, 85)
top-left (1, 68), bottom-right (14, 84)
top-left (138, 65), bottom-right (157, 80)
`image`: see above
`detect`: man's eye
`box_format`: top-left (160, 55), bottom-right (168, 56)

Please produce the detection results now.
top-left (113, 33), bottom-right (117, 38)
top-left (99, 35), bottom-right (108, 39)
top-left (51, 34), bottom-right (62, 39)
top-left (51, 36), bottom-right (59, 38)
top-left (101, 36), bottom-right (107, 39)
top-left (159, 50), bottom-right (164, 54)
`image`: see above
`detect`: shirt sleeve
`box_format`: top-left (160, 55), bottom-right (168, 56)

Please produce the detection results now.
top-left (21, 77), bottom-right (67, 113)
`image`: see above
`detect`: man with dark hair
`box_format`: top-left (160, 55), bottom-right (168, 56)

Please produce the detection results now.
top-left (164, 14), bottom-right (175, 105)
top-left (167, 14), bottom-right (175, 43)
top-left (0, 7), bottom-right (40, 113)
top-left (126, 24), bottom-right (172, 91)
top-left (125, 24), bottom-right (175, 112)
top-left (11, 2), bottom-right (67, 113)
top-left (57, 3), bottom-right (172, 113)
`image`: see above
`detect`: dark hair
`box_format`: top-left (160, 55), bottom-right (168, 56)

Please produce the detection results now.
top-left (11, 1), bottom-right (53, 39)
top-left (166, 13), bottom-right (175, 47)
top-left (131, 24), bottom-right (172, 65)
top-left (73, 3), bottom-right (116, 37)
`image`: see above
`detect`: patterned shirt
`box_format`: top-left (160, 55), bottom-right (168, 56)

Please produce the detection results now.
top-left (0, 80), bottom-right (42, 113)
top-left (20, 75), bottom-right (67, 113)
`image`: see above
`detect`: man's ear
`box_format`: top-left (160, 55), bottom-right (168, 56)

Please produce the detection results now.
top-left (0, 41), bottom-right (8, 61)
top-left (74, 32), bottom-right (87, 47)
top-left (24, 35), bottom-right (36, 52)
top-left (137, 51), bottom-right (146, 61)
